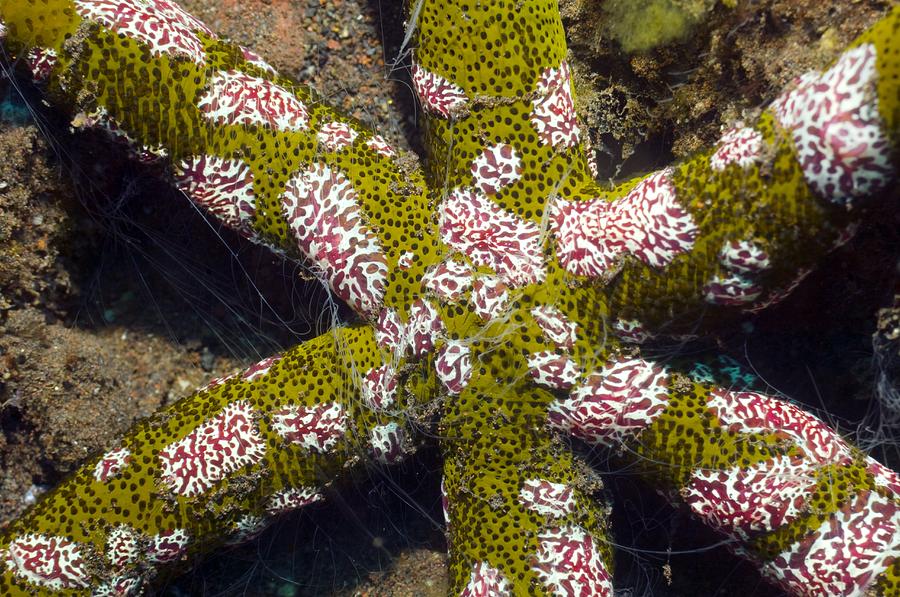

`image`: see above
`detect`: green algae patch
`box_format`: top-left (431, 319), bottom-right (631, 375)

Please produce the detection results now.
top-left (601, 0), bottom-right (733, 54)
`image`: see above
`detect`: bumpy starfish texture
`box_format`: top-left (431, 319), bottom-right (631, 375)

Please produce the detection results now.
top-left (0, 1), bottom-right (898, 595)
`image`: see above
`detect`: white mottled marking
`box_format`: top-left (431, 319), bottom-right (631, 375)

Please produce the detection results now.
top-left (281, 163), bottom-right (388, 317)
top-left (532, 525), bottom-right (613, 596)
top-left (239, 45), bottom-right (277, 75)
top-left (361, 364), bottom-right (398, 410)
top-left (549, 358), bottom-right (669, 447)
top-left (317, 121), bottom-right (359, 152)
top-left (531, 61), bottom-right (581, 148)
top-left (519, 479), bottom-right (577, 518)
top-left (471, 143), bottom-right (522, 195)
top-left (530, 305), bottom-right (577, 350)
top-left (405, 299), bottom-right (444, 358)
top-left (710, 126), bottom-right (764, 171)
top-left (94, 447), bottom-right (132, 482)
top-left (198, 70), bottom-right (310, 131)
top-left (375, 308), bottom-right (405, 351)
top-left (2, 534), bottom-right (90, 590)
top-left (174, 156), bottom-right (257, 238)
top-left (158, 401), bottom-right (266, 497)
top-left (106, 525), bottom-right (141, 568)
top-left (412, 62), bottom-right (467, 118)
top-left (266, 487), bottom-right (323, 515)
top-left (422, 260), bottom-right (474, 303)
top-left (470, 277), bottom-right (509, 321)
top-left (241, 354), bottom-right (281, 382)
top-left (441, 188), bottom-right (545, 287)
top-left (226, 514), bottom-right (269, 545)
top-left (93, 575), bottom-right (143, 597)
top-left (611, 319), bottom-right (653, 344)
top-left (771, 44), bottom-right (894, 205)
top-left (528, 351), bottom-right (581, 390)
top-left (25, 48), bottom-right (58, 84)
top-left (719, 239), bottom-right (770, 275)
top-left (271, 402), bottom-right (347, 453)
top-left (682, 455), bottom-right (819, 540)
top-left (366, 135), bottom-right (396, 158)
top-left (702, 274), bottom-right (762, 306)
top-left (761, 491), bottom-right (900, 596)
top-left (370, 422), bottom-right (406, 464)
top-left (147, 529), bottom-right (189, 564)
top-left (550, 169), bottom-right (698, 277)
top-left (435, 340), bottom-right (473, 395)
top-left (460, 561), bottom-right (512, 597)
top-left (75, 0), bottom-right (214, 63)
top-left (706, 389), bottom-right (853, 464)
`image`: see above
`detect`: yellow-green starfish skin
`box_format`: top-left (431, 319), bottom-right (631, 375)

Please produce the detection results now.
top-left (0, 1), bottom-right (898, 595)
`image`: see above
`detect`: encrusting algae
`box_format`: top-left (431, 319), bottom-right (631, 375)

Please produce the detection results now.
top-left (600, 0), bottom-right (735, 54)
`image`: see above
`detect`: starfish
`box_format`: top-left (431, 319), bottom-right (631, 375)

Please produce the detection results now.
top-left (0, 1), bottom-right (899, 595)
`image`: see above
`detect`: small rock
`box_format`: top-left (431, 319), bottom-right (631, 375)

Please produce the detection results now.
top-left (200, 347), bottom-right (216, 372)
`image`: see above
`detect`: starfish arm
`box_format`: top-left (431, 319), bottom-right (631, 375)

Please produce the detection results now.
top-left (440, 343), bottom-right (614, 596)
top-left (595, 9), bottom-right (899, 335)
top-left (0, 326), bottom-right (426, 595)
top-left (414, 1), bottom-right (898, 341)
top-left (549, 356), bottom-right (900, 596)
top-left (0, 0), bottom-right (439, 320)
